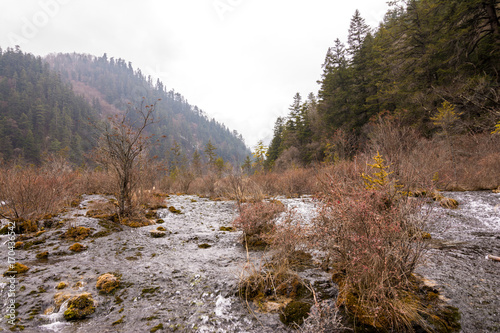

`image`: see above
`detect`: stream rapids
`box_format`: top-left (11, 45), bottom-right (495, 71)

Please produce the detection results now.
top-left (0, 191), bottom-right (498, 332)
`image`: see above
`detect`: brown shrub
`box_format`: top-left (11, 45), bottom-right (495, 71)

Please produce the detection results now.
top-left (187, 173), bottom-right (219, 198)
top-left (263, 209), bottom-right (312, 268)
top-left (314, 172), bottom-right (429, 331)
top-left (232, 201), bottom-right (285, 248)
top-left (278, 168), bottom-right (318, 197)
top-left (0, 162), bottom-right (79, 229)
top-left (214, 174), bottom-right (264, 209)
top-left (78, 168), bottom-right (116, 195)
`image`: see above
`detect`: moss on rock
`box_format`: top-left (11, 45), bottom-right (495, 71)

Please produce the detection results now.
top-left (168, 206), bottom-right (182, 214)
top-left (279, 301), bottom-right (311, 326)
top-left (63, 293), bottom-right (96, 321)
top-left (36, 251), bottom-right (49, 259)
top-left (96, 273), bottom-right (120, 294)
top-left (3, 262), bottom-right (29, 276)
top-left (150, 323), bottom-right (164, 332)
top-left (62, 226), bottom-right (91, 241)
top-left (56, 282), bottom-right (68, 290)
top-left (149, 229), bottom-right (166, 238)
top-left (69, 243), bottom-right (86, 252)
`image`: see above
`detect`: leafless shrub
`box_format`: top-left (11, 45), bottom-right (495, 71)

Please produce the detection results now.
top-left (214, 174), bottom-right (264, 210)
top-left (300, 299), bottom-right (349, 333)
top-left (232, 201), bottom-right (285, 248)
top-left (263, 209), bottom-right (311, 267)
top-left (0, 161), bottom-right (78, 229)
top-left (79, 167), bottom-right (116, 195)
top-left (314, 175), bottom-right (430, 331)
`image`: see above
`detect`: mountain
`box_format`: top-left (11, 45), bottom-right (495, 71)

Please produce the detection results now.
top-left (45, 52), bottom-right (250, 166)
top-left (0, 47), bottom-right (97, 164)
top-left (0, 47), bottom-right (249, 166)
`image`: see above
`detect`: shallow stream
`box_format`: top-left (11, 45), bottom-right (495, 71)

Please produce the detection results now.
top-left (0, 192), bottom-right (498, 332)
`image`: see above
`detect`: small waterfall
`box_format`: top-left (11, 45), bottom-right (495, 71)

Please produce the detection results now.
top-left (39, 300), bottom-right (70, 332)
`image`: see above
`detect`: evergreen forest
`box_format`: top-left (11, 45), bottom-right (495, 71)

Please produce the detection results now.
top-left (0, 48), bottom-right (249, 167)
top-left (266, 0), bottom-right (499, 169)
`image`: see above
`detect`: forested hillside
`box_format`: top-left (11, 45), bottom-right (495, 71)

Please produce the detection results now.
top-left (267, 0), bottom-right (499, 168)
top-left (0, 47), bottom-right (97, 164)
top-left (45, 53), bottom-right (250, 166)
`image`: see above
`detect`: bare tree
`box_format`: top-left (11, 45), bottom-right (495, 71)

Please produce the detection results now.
top-left (92, 98), bottom-right (159, 217)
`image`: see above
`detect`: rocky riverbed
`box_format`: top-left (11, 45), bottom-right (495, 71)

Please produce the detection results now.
top-left (0, 195), bottom-right (329, 333)
top-left (0, 192), bottom-right (498, 332)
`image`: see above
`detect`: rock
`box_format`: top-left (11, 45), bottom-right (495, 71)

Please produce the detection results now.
top-left (279, 300), bottom-right (312, 326)
top-left (69, 243), bottom-right (86, 252)
top-left (149, 229), bottom-right (166, 238)
top-left (96, 273), bottom-right (120, 294)
top-left (63, 293), bottom-right (96, 321)
top-left (3, 262), bottom-right (29, 276)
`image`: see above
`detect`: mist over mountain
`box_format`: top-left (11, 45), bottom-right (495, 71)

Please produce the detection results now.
top-left (0, 47), bottom-right (250, 166)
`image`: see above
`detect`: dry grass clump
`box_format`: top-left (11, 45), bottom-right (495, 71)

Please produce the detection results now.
top-left (264, 209), bottom-right (313, 270)
top-left (300, 299), bottom-right (347, 333)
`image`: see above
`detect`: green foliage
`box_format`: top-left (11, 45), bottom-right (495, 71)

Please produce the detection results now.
top-left (267, 0), bottom-right (499, 166)
top-left (252, 140), bottom-right (268, 173)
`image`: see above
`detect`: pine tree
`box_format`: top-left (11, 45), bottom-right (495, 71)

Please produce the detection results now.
top-left (347, 9), bottom-right (371, 61)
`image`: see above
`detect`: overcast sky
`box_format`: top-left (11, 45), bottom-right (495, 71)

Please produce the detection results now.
top-left (0, 0), bottom-right (389, 148)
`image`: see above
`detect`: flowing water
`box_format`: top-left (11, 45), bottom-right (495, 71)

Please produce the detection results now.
top-left (416, 191), bottom-right (500, 333)
top-left (0, 192), bottom-right (498, 332)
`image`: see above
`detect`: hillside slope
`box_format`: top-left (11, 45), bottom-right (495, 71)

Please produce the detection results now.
top-left (45, 52), bottom-right (250, 166)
